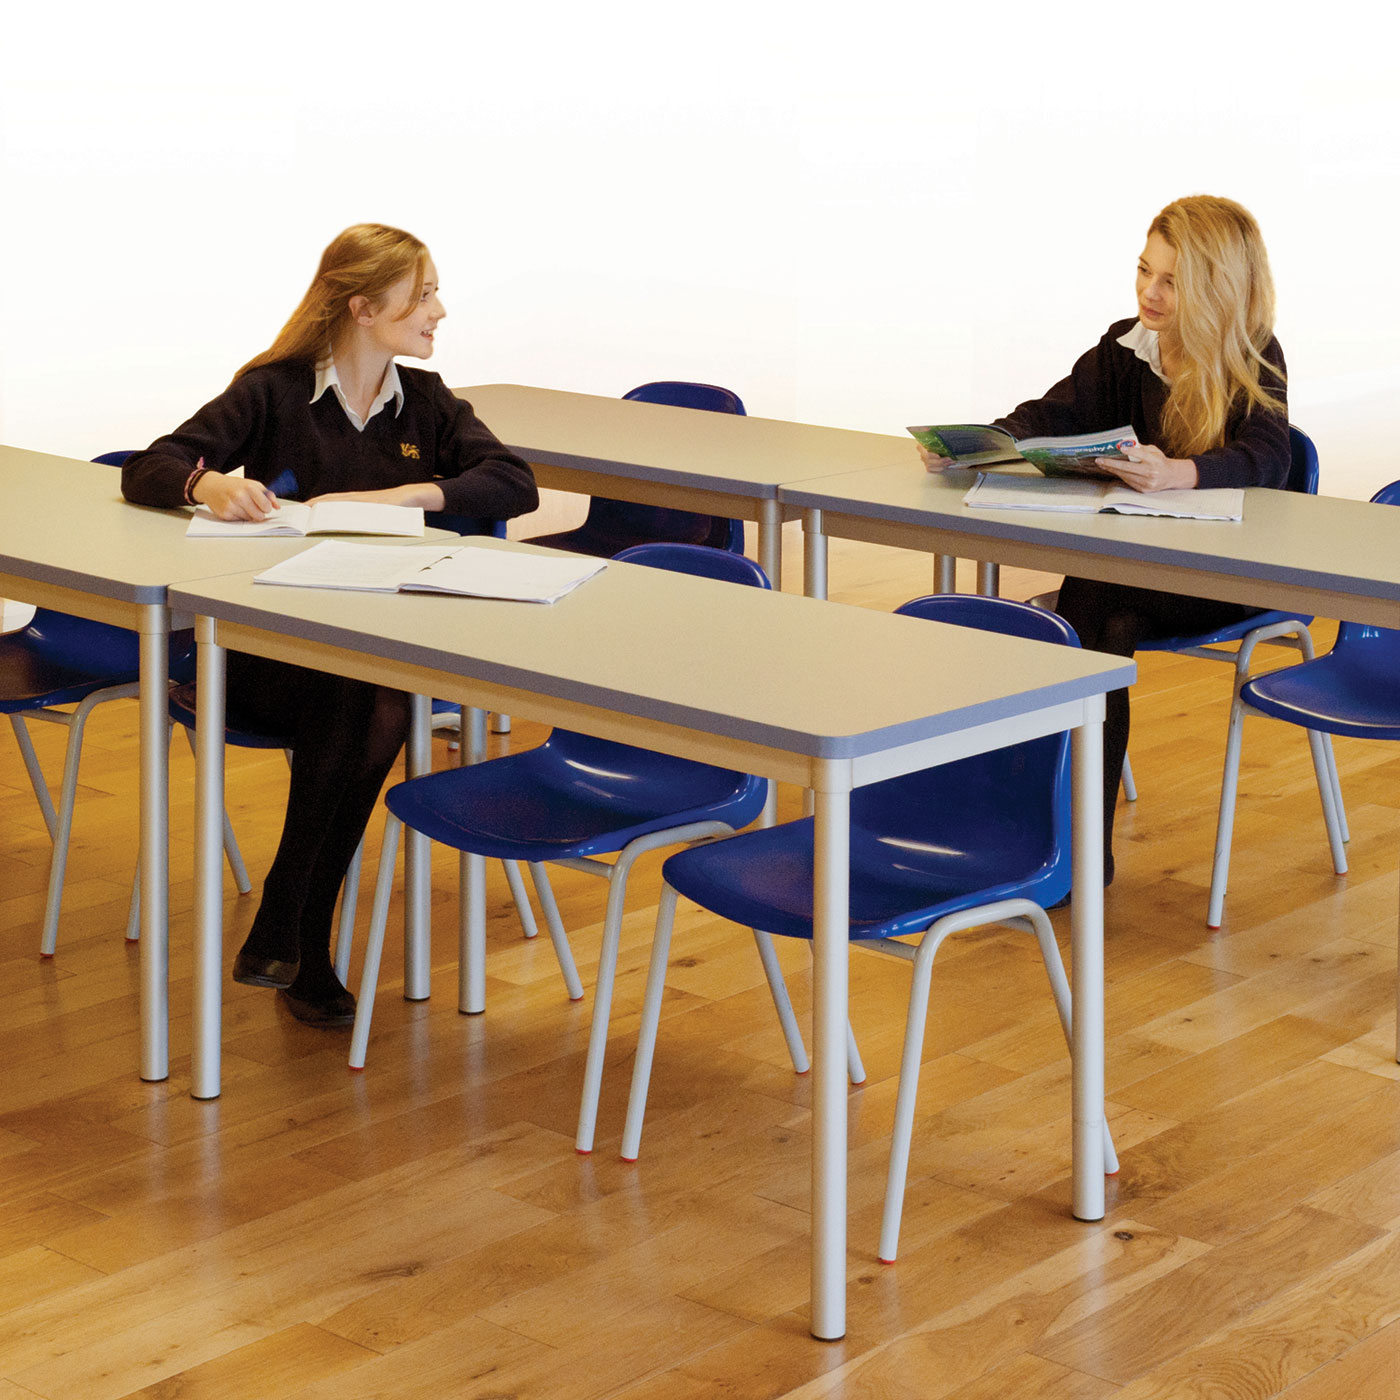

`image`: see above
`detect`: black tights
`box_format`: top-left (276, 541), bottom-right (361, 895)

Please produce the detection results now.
top-left (1054, 576), bottom-right (1261, 864)
top-left (226, 654), bottom-right (410, 998)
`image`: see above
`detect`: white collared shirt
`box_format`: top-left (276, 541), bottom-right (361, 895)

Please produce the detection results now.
top-left (1117, 321), bottom-right (1168, 384)
top-left (311, 357), bottom-right (405, 431)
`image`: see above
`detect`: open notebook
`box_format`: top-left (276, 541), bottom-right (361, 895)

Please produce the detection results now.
top-left (963, 474), bottom-right (1244, 521)
top-left (253, 541), bottom-right (607, 603)
top-left (186, 500), bottom-right (425, 538)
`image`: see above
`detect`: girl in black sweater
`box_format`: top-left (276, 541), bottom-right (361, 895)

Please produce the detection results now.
top-left (920, 196), bottom-right (1290, 880)
top-left (123, 224), bottom-right (538, 1023)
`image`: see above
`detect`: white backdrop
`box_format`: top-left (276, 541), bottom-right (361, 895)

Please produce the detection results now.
top-left (2, 1), bottom-right (1395, 499)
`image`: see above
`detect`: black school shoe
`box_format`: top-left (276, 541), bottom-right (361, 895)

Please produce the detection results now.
top-left (278, 982), bottom-right (356, 1028)
top-left (232, 948), bottom-right (299, 989)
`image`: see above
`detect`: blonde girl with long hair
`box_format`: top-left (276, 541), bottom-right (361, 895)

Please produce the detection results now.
top-left (921, 195), bottom-right (1290, 882)
top-left (123, 224), bottom-right (538, 1023)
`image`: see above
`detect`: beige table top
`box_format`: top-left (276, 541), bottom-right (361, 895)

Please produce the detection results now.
top-left (170, 538), bottom-right (1134, 775)
top-left (781, 463), bottom-right (1400, 626)
top-left (456, 384), bottom-right (913, 501)
top-left (0, 448), bottom-right (332, 610)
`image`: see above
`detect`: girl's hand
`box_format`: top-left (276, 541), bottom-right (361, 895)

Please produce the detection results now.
top-left (1098, 443), bottom-right (1198, 492)
top-left (917, 443), bottom-right (955, 472)
top-left (194, 471), bottom-right (279, 520)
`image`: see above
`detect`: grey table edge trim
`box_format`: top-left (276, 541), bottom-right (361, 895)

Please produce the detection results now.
top-left (169, 585), bottom-right (1136, 761)
top-left (0, 556), bottom-right (171, 606)
top-left (778, 487), bottom-right (1400, 607)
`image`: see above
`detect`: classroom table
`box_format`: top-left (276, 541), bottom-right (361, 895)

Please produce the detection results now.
top-left (0, 446), bottom-right (450, 1079)
top-left (783, 464), bottom-right (1400, 628)
top-left (175, 537), bottom-right (1132, 1340)
top-left (456, 384), bottom-right (914, 587)
top-left (784, 466), bottom-right (1400, 1063)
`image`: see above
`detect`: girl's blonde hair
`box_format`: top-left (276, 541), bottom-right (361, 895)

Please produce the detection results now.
top-left (236, 223), bottom-right (428, 379)
top-left (1150, 195), bottom-right (1286, 457)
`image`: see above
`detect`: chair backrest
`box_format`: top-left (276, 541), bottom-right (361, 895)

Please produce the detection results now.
top-left (1334, 480), bottom-right (1400, 651)
top-left (92, 450), bottom-right (136, 467)
top-left (612, 541), bottom-right (771, 589)
top-left (623, 381), bottom-right (746, 416)
top-left (426, 513), bottom-right (506, 538)
top-left (851, 594), bottom-right (1079, 903)
top-left (1287, 426), bottom-right (1319, 496)
top-left (573, 383), bottom-right (747, 554)
top-left (893, 592), bottom-right (1080, 647)
top-left (15, 603), bottom-right (144, 678)
top-left (546, 536), bottom-right (768, 818)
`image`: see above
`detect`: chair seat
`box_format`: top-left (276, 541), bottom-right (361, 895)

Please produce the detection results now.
top-left (663, 808), bottom-right (1068, 944)
top-left (385, 731), bottom-right (765, 862)
top-left (167, 682), bottom-right (292, 750)
top-left (1138, 607), bottom-right (1311, 653)
top-left (528, 504), bottom-right (735, 558)
top-left (1242, 648), bottom-right (1400, 740)
top-left (0, 617), bottom-right (143, 710)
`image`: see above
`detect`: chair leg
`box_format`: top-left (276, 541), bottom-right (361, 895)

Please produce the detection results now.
top-left (333, 836), bottom-right (365, 984)
top-left (491, 712), bottom-right (512, 735)
top-left (38, 701), bottom-right (96, 956)
top-left (1306, 728), bottom-right (1349, 875)
top-left (620, 882), bottom-right (681, 1161)
top-left (526, 863), bottom-right (584, 1001)
top-left (1292, 629), bottom-right (1351, 846)
top-left (877, 922), bottom-right (949, 1264)
top-left (503, 859), bottom-right (538, 938)
top-left (1120, 751), bottom-right (1138, 803)
top-left (182, 725), bottom-right (251, 894)
top-left (1021, 907), bottom-right (1119, 1176)
top-left (575, 850), bottom-right (643, 1154)
top-left (10, 714), bottom-right (59, 837)
top-left (574, 821), bottom-right (735, 1154)
top-left (1206, 692), bottom-right (1251, 929)
top-left (1322, 736), bottom-right (1350, 844)
top-left (125, 858), bottom-right (141, 942)
top-left (752, 931), bottom-right (810, 1074)
top-left (349, 814), bottom-right (402, 1069)
top-left (846, 1018), bottom-right (868, 1086)
top-left (876, 903), bottom-right (1119, 1264)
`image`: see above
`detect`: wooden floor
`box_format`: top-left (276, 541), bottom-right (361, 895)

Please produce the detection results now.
top-left (3, 528), bottom-right (1399, 1399)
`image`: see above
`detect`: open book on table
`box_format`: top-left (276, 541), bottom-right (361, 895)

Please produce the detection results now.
top-left (253, 541), bottom-right (607, 602)
top-left (908, 423), bottom-right (1139, 478)
top-left (186, 500), bottom-right (425, 538)
top-left (963, 473), bottom-right (1245, 521)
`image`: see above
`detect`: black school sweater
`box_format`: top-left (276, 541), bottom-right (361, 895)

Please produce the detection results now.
top-left (994, 318), bottom-right (1291, 490)
top-left (120, 360), bottom-right (538, 519)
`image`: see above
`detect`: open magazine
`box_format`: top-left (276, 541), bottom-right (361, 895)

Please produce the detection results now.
top-left (908, 423), bottom-right (1138, 478)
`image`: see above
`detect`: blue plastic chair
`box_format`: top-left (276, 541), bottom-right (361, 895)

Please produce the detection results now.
top-left (1211, 480), bottom-right (1400, 933)
top-left (1030, 427), bottom-right (1344, 923)
top-left (618, 593), bottom-right (1118, 1262)
top-left (1, 451), bottom-right (202, 955)
top-left (349, 543), bottom-right (773, 1155)
top-left (525, 382), bottom-right (747, 557)
top-left (1133, 427), bottom-right (1347, 925)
